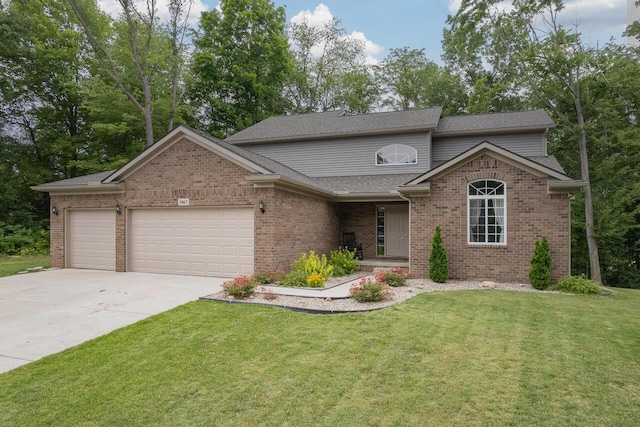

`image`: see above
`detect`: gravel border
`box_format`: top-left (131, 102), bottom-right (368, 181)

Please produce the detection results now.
top-left (201, 279), bottom-right (559, 314)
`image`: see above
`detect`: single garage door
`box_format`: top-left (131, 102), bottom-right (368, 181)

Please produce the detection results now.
top-left (129, 207), bottom-right (254, 277)
top-left (67, 210), bottom-right (116, 270)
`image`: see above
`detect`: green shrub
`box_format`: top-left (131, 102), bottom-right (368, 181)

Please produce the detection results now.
top-left (329, 247), bottom-right (359, 276)
top-left (280, 270), bottom-right (308, 287)
top-left (375, 267), bottom-right (409, 287)
top-left (553, 275), bottom-right (604, 295)
top-left (349, 277), bottom-right (393, 303)
top-left (222, 276), bottom-right (256, 299)
top-left (291, 250), bottom-right (333, 278)
top-left (252, 270), bottom-right (285, 285)
top-left (0, 223), bottom-right (50, 256)
top-left (529, 236), bottom-right (552, 290)
top-left (429, 226), bottom-right (448, 283)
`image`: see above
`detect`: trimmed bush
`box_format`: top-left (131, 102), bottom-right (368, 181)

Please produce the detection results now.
top-left (349, 277), bottom-right (393, 303)
top-left (429, 226), bottom-right (448, 283)
top-left (291, 251), bottom-right (333, 278)
top-left (376, 267), bottom-right (410, 287)
top-left (529, 236), bottom-right (551, 290)
top-left (553, 275), bottom-right (604, 295)
top-left (280, 270), bottom-right (308, 287)
top-left (329, 247), bottom-right (359, 276)
top-left (222, 276), bottom-right (256, 299)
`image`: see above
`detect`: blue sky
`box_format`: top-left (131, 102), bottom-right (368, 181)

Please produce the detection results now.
top-left (99, 0), bottom-right (630, 63)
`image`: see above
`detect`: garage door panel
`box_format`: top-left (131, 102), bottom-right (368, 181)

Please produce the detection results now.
top-left (68, 210), bottom-right (116, 271)
top-left (130, 208), bottom-right (254, 277)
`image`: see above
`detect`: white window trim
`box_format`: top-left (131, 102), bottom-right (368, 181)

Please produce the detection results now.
top-left (375, 144), bottom-right (418, 166)
top-left (467, 180), bottom-right (507, 246)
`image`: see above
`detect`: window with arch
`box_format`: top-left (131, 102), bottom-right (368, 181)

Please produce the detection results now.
top-left (468, 180), bottom-right (506, 244)
top-left (375, 144), bottom-right (417, 166)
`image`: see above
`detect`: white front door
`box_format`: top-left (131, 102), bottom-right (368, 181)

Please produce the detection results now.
top-left (385, 205), bottom-right (409, 257)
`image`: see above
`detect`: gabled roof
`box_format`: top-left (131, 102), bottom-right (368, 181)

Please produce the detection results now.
top-left (400, 141), bottom-right (584, 195)
top-left (226, 107), bottom-right (443, 144)
top-left (30, 170), bottom-right (123, 194)
top-left (433, 109), bottom-right (554, 136)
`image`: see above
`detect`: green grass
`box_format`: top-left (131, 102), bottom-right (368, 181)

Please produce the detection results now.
top-left (1, 289), bottom-right (639, 426)
top-left (0, 254), bottom-right (50, 278)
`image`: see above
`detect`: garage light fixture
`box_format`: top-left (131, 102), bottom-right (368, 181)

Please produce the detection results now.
top-left (258, 200), bottom-right (265, 214)
top-left (115, 204), bottom-right (122, 215)
top-left (52, 205), bottom-right (58, 216)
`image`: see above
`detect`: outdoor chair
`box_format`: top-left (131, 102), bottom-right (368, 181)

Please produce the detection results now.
top-left (342, 232), bottom-right (364, 260)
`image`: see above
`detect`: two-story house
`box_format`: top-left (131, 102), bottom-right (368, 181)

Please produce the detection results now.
top-left (33, 108), bottom-right (584, 283)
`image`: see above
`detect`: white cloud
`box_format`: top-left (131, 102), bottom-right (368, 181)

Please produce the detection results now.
top-left (290, 3), bottom-right (384, 64)
top-left (96, 0), bottom-right (209, 26)
top-left (290, 3), bottom-right (334, 27)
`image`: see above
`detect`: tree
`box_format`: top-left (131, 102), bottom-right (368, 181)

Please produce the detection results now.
top-left (529, 236), bottom-right (551, 289)
top-left (376, 47), bottom-right (467, 115)
top-left (429, 226), bottom-right (449, 283)
top-left (443, 0), bottom-right (602, 283)
top-left (285, 17), bottom-right (375, 113)
top-left (70, 0), bottom-right (189, 146)
top-left (189, 0), bottom-right (292, 138)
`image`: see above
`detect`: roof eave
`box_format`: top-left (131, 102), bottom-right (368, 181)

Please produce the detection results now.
top-left (395, 184), bottom-right (431, 197)
top-left (246, 174), bottom-right (334, 199)
top-left (547, 179), bottom-right (586, 194)
top-left (31, 183), bottom-right (125, 195)
top-left (432, 124), bottom-right (555, 138)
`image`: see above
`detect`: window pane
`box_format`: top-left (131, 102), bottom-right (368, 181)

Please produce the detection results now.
top-left (376, 145), bottom-right (417, 165)
top-left (468, 181), bottom-right (506, 244)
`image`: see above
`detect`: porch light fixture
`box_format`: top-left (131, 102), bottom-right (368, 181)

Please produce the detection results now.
top-left (115, 203), bottom-right (122, 215)
top-left (258, 200), bottom-right (265, 214)
top-left (52, 205), bottom-right (58, 216)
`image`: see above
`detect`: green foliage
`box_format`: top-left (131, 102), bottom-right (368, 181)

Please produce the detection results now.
top-left (0, 223), bottom-right (50, 256)
top-left (553, 275), bottom-right (604, 295)
top-left (329, 247), bottom-right (359, 276)
top-left (375, 267), bottom-right (410, 287)
top-left (291, 250), bottom-right (334, 279)
top-left (189, 0), bottom-right (292, 137)
top-left (252, 270), bottom-right (285, 285)
top-left (429, 226), bottom-right (449, 283)
top-left (221, 275), bottom-right (256, 299)
top-left (306, 273), bottom-right (326, 288)
top-left (280, 270), bottom-right (308, 288)
top-left (349, 277), bottom-right (393, 303)
top-left (529, 236), bottom-right (552, 290)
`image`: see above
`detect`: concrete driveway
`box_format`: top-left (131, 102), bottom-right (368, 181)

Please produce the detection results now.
top-left (0, 269), bottom-right (225, 374)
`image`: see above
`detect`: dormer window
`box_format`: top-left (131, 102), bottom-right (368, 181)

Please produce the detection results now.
top-left (375, 144), bottom-right (417, 166)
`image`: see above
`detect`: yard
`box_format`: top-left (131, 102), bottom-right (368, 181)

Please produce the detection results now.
top-left (0, 255), bottom-right (50, 278)
top-left (0, 287), bottom-right (638, 426)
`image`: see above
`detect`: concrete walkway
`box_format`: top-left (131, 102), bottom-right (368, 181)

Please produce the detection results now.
top-left (0, 269), bottom-right (224, 374)
top-left (259, 275), bottom-right (372, 299)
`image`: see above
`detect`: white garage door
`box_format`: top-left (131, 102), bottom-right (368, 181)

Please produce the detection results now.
top-left (129, 207), bottom-right (254, 277)
top-left (67, 210), bottom-right (116, 271)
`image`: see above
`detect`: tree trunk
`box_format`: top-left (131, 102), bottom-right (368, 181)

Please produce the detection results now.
top-left (143, 75), bottom-right (154, 147)
top-left (575, 98), bottom-right (602, 283)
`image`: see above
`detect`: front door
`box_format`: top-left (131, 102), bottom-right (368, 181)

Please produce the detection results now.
top-left (385, 205), bottom-right (409, 257)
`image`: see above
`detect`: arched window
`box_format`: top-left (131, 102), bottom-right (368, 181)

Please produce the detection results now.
top-left (375, 144), bottom-right (417, 166)
top-left (468, 180), bottom-right (506, 244)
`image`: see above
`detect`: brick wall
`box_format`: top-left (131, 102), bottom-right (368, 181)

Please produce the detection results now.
top-left (409, 154), bottom-right (571, 283)
top-left (255, 187), bottom-right (340, 272)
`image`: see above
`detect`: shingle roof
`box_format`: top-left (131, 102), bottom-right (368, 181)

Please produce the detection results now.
top-left (34, 170), bottom-right (115, 188)
top-left (433, 109), bottom-right (554, 135)
top-left (226, 108), bottom-right (443, 144)
top-left (312, 174), bottom-right (421, 194)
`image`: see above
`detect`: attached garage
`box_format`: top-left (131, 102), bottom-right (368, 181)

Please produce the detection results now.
top-left (67, 210), bottom-right (116, 271)
top-left (128, 207), bottom-right (254, 277)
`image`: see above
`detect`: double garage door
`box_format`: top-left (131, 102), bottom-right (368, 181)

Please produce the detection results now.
top-left (67, 207), bottom-right (253, 277)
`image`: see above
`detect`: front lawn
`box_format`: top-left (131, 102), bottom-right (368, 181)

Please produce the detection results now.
top-left (0, 254), bottom-right (50, 278)
top-left (1, 289), bottom-right (639, 426)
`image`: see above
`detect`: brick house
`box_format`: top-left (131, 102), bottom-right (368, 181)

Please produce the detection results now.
top-left (32, 108), bottom-right (584, 283)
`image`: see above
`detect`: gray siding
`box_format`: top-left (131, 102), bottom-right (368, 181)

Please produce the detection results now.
top-left (431, 132), bottom-right (545, 162)
top-left (244, 132), bottom-right (430, 177)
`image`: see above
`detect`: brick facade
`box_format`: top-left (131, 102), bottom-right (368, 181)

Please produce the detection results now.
top-left (408, 154), bottom-right (571, 283)
top-left (49, 138), bottom-right (339, 274)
